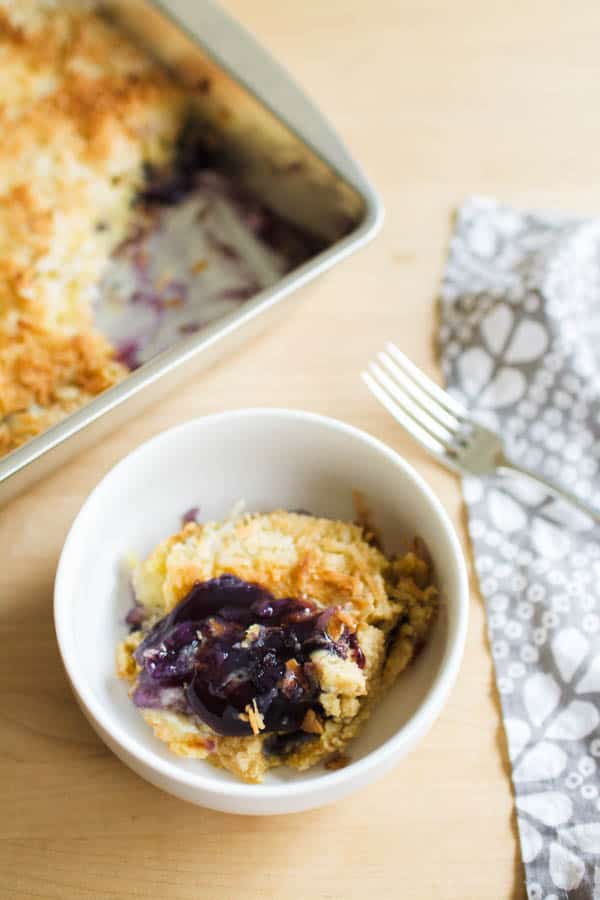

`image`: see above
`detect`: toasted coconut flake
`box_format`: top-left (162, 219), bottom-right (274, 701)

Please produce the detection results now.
top-left (326, 614), bottom-right (344, 642)
top-left (301, 709), bottom-right (324, 735)
top-left (245, 699), bottom-right (265, 736)
top-left (326, 608), bottom-right (357, 641)
top-left (241, 623), bottom-right (262, 647)
top-left (336, 609), bottom-right (357, 631)
top-left (286, 658), bottom-right (301, 675)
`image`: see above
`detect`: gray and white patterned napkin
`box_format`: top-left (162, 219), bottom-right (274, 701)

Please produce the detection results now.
top-left (439, 197), bottom-right (600, 899)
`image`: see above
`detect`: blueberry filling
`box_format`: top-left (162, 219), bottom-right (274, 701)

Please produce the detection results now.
top-left (125, 603), bottom-right (150, 631)
top-left (138, 119), bottom-right (326, 265)
top-left (132, 574), bottom-right (363, 738)
top-left (181, 506), bottom-right (200, 526)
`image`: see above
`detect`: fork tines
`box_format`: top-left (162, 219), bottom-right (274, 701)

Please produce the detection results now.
top-left (362, 343), bottom-right (466, 456)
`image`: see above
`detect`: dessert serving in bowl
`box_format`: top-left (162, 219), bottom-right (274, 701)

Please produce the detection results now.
top-left (54, 409), bottom-right (469, 814)
top-left (116, 510), bottom-right (438, 783)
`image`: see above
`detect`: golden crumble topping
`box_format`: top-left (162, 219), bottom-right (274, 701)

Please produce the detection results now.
top-left (0, 0), bottom-right (189, 454)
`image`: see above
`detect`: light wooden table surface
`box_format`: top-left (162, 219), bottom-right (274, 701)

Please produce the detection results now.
top-left (3, 1), bottom-right (600, 897)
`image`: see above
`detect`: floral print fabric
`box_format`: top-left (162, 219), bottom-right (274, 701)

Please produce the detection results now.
top-left (440, 197), bottom-right (600, 898)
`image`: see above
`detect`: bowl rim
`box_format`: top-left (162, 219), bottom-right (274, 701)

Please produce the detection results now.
top-left (54, 407), bottom-right (469, 800)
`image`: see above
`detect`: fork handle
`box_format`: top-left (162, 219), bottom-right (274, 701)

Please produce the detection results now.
top-left (497, 455), bottom-right (600, 525)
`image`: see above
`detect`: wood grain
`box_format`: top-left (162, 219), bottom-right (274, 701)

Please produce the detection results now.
top-left (4, 0), bottom-right (600, 896)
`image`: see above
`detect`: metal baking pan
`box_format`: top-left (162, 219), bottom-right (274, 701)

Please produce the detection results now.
top-left (0, 0), bottom-right (382, 505)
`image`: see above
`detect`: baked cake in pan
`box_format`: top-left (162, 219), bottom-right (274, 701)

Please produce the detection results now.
top-left (0, 1), bottom-right (312, 457)
top-left (0, 0), bottom-right (191, 454)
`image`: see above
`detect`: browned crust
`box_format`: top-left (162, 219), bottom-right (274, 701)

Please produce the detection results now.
top-left (0, 321), bottom-right (127, 454)
top-left (0, 1), bottom-right (189, 455)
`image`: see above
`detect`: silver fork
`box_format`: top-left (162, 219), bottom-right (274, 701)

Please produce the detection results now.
top-left (362, 343), bottom-right (600, 525)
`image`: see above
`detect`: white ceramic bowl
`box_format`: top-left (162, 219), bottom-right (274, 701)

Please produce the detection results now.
top-left (54, 408), bottom-right (468, 815)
